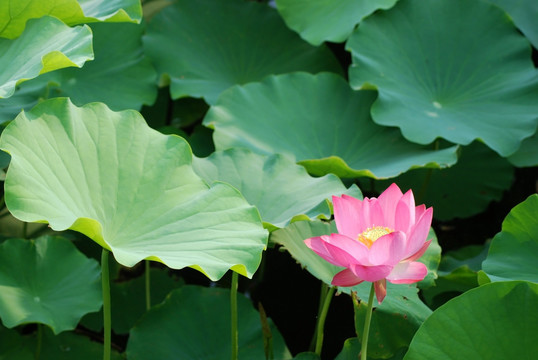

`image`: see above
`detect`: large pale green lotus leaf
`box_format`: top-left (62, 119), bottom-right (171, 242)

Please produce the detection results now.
top-left (508, 132), bottom-right (538, 167)
top-left (53, 22), bottom-right (157, 111)
top-left (0, 98), bottom-right (267, 280)
top-left (347, 0), bottom-right (538, 157)
top-left (192, 148), bottom-right (359, 229)
top-left (0, 236), bottom-right (101, 334)
top-left (126, 285), bottom-right (292, 359)
top-left (0, 16), bottom-right (93, 99)
top-left (404, 281), bottom-right (538, 360)
top-left (482, 195), bottom-right (538, 283)
top-left (143, 0), bottom-right (342, 104)
top-left (275, 0), bottom-right (397, 45)
top-left (271, 220), bottom-right (432, 327)
top-left (488, 0), bottom-right (538, 49)
top-left (0, 0), bottom-right (142, 39)
top-left (77, 0), bottom-right (142, 23)
top-left (376, 142), bottom-right (515, 220)
top-left (204, 72), bottom-right (458, 179)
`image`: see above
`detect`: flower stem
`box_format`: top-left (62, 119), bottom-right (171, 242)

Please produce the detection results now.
top-left (231, 271), bottom-right (239, 360)
top-left (315, 286), bottom-right (336, 356)
top-left (145, 260), bottom-right (151, 311)
top-left (360, 283), bottom-right (376, 360)
top-left (101, 249), bottom-right (111, 360)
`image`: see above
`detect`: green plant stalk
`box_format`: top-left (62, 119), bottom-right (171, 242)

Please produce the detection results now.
top-left (101, 249), bottom-right (111, 360)
top-left (35, 323), bottom-right (42, 360)
top-left (231, 271), bottom-right (239, 360)
top-left (145, 260), bottom-right (151, 311)
top-left (360, 283), bottom-right (376, 360)
top-left (22, 222), bottom-right (28, 239)
top-left (309, 282), bottom-right (328, 351)
top-left (315, 286), bottom-right (336, 355)
top-left (258, 302), bottom-right (274, 360)
top-left (351, 291), bottom-right (360, 338)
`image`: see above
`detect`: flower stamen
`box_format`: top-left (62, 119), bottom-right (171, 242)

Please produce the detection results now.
top-left (358, 226), bottom-right (393, 248)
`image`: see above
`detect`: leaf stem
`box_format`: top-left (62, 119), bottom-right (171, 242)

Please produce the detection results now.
top-left (258, 302), bottom-right (273, 360)
top-left (101, 249), bottom-right (111, 360)
top-left (360, 283), bottom-right (376, 360)
top-left (309, 282), bottom-right (328, 351)
top-left (231, 271), bottom-right (239, 360)
top-left (315, 286), bottom-right (336, 356)
top-left (145, 260), bottom-right (151, 311)
top-left (22, 222), bottom-right (28, 239)
top-left (35, 323), bottom-right (42, 360)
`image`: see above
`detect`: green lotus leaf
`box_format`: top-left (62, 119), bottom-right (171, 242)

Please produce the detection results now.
top-left (294, 353), bottom-right (321, 360)
top-left (204, 72), bottom-right (458, 179)
top-left (404, 281), bottom-right (538, 360)
top-left (0, 325), bottom-right (36, 360)
top-left (52, 22), bottom-right (157, 111)
top-left (0, 0), bottom-right (142, 39)
top-left (421, 243), bottom-right (488, 309)
top-left (0, 236), bottom-right (102, 334)
top-left (508, 132), bottom-right (538, 167)
top-left (416, 228), bottom-right (441, 289)
top-left (193, 148), bottom-right (359, 229)
top-left (336, 338), bottom-right (407, 360)
top-left (351, 301), bottom-right (419, 359)
top-left (422, 268), bottom-right (478, 311)
top-left (24, 327), bottom-right (123, 360)
top-left (375, 142), bottom-right (515, 220)
top-left (439, 243), bottom-right (490, 275)
top-left (126, 285), bottom-right (292, 360)
top-left (488, 0), bottom-right (538, 49)
top-left (143, 0), bottom-right (342, 104)
top-left (0, 21), bottom-right (156, 122)
top-left (275, 0), bottom-right (397, 45)
top-left (347, 0), bottom-right (538, 157)
top-left (0, 98), bottom-right (268, 280)
top-left (482, 194), bottom-right (538, 283)
top-left (271, 220), bottom-right (432, 326)
top-left (0, 16), bottom-right (93, 99)
top-left (0, 73), bottom-right (57, 124)
top-left (81, 268), bottom-right (184, 334)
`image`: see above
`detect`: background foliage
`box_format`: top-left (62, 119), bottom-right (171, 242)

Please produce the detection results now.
top-left (0, 0), bottom-right (536, 359)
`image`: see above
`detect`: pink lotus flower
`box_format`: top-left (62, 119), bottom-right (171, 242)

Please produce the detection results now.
top-left (304, 183), bottom-right (433, 303)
